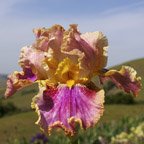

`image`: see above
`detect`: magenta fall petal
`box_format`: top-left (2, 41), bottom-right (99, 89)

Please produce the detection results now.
top-left (32, 84), bottom-right (104, 136)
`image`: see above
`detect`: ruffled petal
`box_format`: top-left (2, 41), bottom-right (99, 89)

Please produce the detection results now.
top-left (61, 24), bottom-right (108, 79)
top-left (19, 46), bottom-right (47, 79)
top-left (81, 31), bottom-right (108, 71)
top-left (32, 84), bottom-right (104, 136)
top-left (100, 66), bottom-right (141, 96)
top-left (32, 25), bottom-right (67, 82)
top-left (5, 68), bottom-right (37, 97)
top-left (61, 25), bottom-right (88, 77)
top-left (33, 25), bottom-right (64, 52)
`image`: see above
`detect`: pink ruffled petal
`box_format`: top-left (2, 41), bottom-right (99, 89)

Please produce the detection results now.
top-left (32, 84), bottom-right (104, 136)
top-left (5, 68), bottom-right (37, 97)
top-left (100, 66), bottom-right (141, 96)
top-left (19, 46), bottom-right (47, 79)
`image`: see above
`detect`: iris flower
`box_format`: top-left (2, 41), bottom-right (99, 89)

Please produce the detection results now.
top-left (5, 24), bottom-right (141, 136)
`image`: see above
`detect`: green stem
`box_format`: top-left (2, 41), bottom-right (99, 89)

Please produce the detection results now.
top-left (69, 136), bottom-right (80, 144)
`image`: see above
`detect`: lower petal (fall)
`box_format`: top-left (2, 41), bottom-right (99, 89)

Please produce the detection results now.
top-left (5, 68), bottom-right (37, 97)
top-left (32, 84), bottom-right (104, 136)
top-left (100, 66), bottom-right (141, 96)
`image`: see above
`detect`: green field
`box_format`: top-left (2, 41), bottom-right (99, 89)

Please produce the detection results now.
top-left (0, 58), bottom-right (144, 143)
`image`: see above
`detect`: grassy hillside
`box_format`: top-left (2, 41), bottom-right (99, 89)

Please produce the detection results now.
top-left (0, 58), bottom-right (143, 143)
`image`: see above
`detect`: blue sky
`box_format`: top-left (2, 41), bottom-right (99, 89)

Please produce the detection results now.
top-left (0, 0), bottom-right (144, 74)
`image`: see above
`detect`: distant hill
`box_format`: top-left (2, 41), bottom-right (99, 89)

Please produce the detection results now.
top-left (0, 74), bottom-right (7, 88)
top-left (0, 74), bottom-right (7, 81)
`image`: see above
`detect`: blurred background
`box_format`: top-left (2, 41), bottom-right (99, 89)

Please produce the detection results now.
top-left (0, 0), bottom-right (144, 144)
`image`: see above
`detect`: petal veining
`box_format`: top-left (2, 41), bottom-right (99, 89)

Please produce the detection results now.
top-left (32, 84), bottom-right (104, 136)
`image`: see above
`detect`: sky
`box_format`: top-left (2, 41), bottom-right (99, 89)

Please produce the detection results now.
top-left (0, 0), bottom-right (144, 74)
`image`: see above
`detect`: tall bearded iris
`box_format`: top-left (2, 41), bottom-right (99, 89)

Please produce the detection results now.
top-left (5, 24), bottom-right (141, 136)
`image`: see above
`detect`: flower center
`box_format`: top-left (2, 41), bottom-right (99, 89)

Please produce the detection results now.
top-left (55, 57), bottom-right (80, 87)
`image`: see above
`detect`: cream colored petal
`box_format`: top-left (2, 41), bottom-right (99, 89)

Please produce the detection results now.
top-left (33, 24), bottom-right (65, 52)
top-left (61, 25), bottom-right (108, 80)
top-left (81, 31), bottom-right (108, 71)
